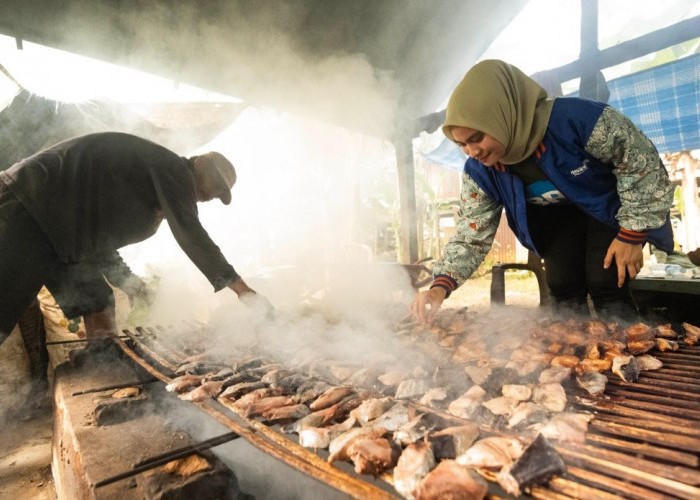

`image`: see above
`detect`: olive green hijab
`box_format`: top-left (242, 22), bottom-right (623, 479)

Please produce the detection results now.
top-left (442, 59), bottom-right (554, 165)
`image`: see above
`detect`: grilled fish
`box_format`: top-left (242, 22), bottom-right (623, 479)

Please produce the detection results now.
top-left (413, 459), bottom-right (487, 500)
top-left (393, 441), bottom-right (436, 500)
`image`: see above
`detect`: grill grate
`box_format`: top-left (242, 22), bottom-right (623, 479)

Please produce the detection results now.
top-left (116, 322), bottom-right (700, 500)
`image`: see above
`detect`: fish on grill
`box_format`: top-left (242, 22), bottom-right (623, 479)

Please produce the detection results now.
top-left (230, 387), bottom-right (283, 408)
top-left (350, 397), bottom-right (395, 425)
top-left (482, 396), bottom-right (514, 417)
top-left (655, 338), bottom-right (679, 351)
top-left (393, 441), bottom-right (436, 500)
top-left (682, 322), bottom-right (700, 344)
top-left (502, 384), bottom-right (532, 402)
top-left (611, 354), bottom-right (640, 382)
top-left (262, 403), bottom-right (310, 424)
top-left (428, 424), bottom-right (480, 460)
top-left (308, 386), bottom-right (354, 411)
top-left (496, 434), bottom-right (566, 497)
top-left (393, 413), bottom-right (449, 447)
top-left (576, 371), bottom-right (607, 396)
top-left (575, 358), bottom-right (612, 374)
top-left (244, 395), bottom-right (299, 418)
top-left (297, 415), bottom-right (357, 449)
top-left (538, 366), bottom-right (571, 384)
top-left (260, 368), bottom-right (295, 384)
top-left (456, 436), bottom-right (524, 468)
top-left (418, 387), bottom-right (449, 408)
top-left (395, 379), bottom-right (431, 400)
top-left (532, 383), bottom-right (567, 412)
top-left (271, 373), bottom-right (311, 393)
top-left (179, 380), bottom-right (225, 401)
top-left (655, 323), bottom-right (677, 338)
top-left (447, 386), bottom-right (486, 419)
top-left (327, 426), bottom-right (388, 464)
top-left (464, 365), bottom-right (491, 385)
top-left (364, 402), bottom-right (411, 432)
top-left (219, 381), bottom-right (267, 400)
top-left (346, 436), bottom-right (400, 476)
top-left (297, 380), bottom-right (333, 404)
top-left (203, 367), bottom-right (235, 381)
top-left (636, 354), bottom-right (663, 371)
top-left (412, 459), bottom-right (488, 500)
top-left (538, 412), bottom-right (592, 443)
top-left (165, 374), bottom-right (204, 393)
top-left (507, 402), bottom-right (550, 429)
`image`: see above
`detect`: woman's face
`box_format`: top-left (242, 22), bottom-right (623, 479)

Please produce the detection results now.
top-left (451, 126), bottom-right (506, 166)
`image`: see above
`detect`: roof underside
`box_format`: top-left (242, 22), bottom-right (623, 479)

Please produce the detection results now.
top-left (0, 0), bottom-right (528, 137)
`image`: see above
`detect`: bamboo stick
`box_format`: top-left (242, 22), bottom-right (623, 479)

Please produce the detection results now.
top-left (566, 466), bottom-right (679, 500)
top-left (122, 328), bottom-right (179, 374)
top-left (593, 413), bottom-right (700, 438)
top-left (604, 387), bottom-right (700, 411)
top-left (558, 445), bottom-right (700, 499)
top-left (559, 442), bottom-right (700, 488)
top-left (578, 398), bottom-right (700, 427)
top-left (585, 433), bottom-right (699, 467)
top-left (588, 419), bottom-right (700, 452)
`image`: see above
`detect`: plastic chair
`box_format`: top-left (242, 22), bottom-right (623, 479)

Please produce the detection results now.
top-left (490, 250), bottom-right (550, 306)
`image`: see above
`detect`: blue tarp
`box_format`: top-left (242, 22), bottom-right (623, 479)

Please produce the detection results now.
top-left (424, 53), bottom-right (700, 169)
top-left (607, 52), bottom-right (700, 154)
top-left (422, 135), bottom-right (466, 171)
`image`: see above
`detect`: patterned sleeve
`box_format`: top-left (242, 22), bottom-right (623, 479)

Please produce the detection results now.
top-left (430, 171), bottom-right (502, 295)
top-left (585, 106), bottom-right (674, 239)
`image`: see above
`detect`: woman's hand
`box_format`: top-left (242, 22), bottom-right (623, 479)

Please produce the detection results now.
top-left (604, 239), bottom-right (644, 287)
top-left (411, 287), bottom-right (447, 324)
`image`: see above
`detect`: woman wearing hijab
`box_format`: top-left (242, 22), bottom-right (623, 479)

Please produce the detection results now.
top-left (411, 59), bottom-right (674, 324)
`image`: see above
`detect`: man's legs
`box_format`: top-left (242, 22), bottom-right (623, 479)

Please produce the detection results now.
top-left (0, 182), bottom-right (57, 345)
top-left (46, 259), bottom-right (119, 366)
top-left (0, 182), bottom-right (58, 414)
top-left (17, 298), bottom-right (49, 392)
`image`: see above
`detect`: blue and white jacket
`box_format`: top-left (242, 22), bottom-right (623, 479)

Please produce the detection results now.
top-left (430, 97), bottom-right (675, 296)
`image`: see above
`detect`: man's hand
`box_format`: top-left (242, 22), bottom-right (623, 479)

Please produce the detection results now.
top-left (411, 287), bottom-right (447, 325)
top-left (604, 239), bottom-right (644, 287)
top-left (229, 278), bottom-right (276, 318)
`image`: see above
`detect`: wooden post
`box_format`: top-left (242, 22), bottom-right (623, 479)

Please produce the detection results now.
top-left (579, 0), bottom-right (600, 99)
top-left (395, 137), bottom-right (418, 264)
top-left (679, 152), bottom-right (700, 251)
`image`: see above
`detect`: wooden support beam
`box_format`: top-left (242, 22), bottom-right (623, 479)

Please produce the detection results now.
top-left (554, 15), bottom-right (700, 83)
top-left (395, 137), bottom-right (418, 264)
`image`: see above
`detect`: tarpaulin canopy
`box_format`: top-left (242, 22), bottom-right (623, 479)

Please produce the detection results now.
top-left (607, 53), bottom-right (700, 154)
top-left (0, 89), bottom-right (244, 170)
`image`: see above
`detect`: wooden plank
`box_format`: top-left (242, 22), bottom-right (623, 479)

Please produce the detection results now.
top-left (585, 433), bottom-right (699, 467)
top-left (604, 388), bottom-right (700, 411)
top-left (603, 394), bottom-right (700, 421)
top-left (633, 377), bottom-right (700, 393)
top-left (548, 476), bottom-right (629, 500)
top-left (593, 413), bottom-right (700, 438)
top-left (589, 419), bottom-right (700, 452)
top-left (566, 466), bottom-right (680, 500)
top-left (577, 398), bottom-right (700, 427)
top-left (558, 444), bottom-right (700, 498)
top-left (640, 371), bottom-right (700, 386)
top-left (652, 367), bottom-right (700, 379)
top-left (605, 380), bottom-right (699, 400)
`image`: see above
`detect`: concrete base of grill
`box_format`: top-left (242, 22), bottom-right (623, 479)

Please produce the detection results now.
top-left (51, 349), bottom-right (249, 500)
